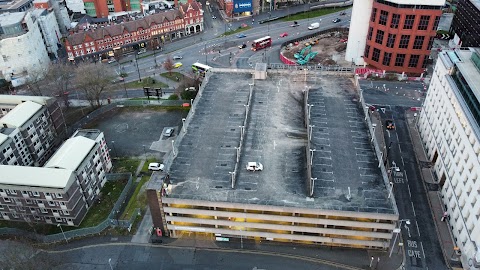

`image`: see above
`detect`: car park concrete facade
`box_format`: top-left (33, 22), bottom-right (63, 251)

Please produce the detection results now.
top-left (150, 69), bottom-right (399, 250)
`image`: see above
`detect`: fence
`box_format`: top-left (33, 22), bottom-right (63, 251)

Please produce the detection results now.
top-left (0, 173), bottom-right (135, 243)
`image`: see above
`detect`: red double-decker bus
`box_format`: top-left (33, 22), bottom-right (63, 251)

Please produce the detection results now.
top-left (251, 36), bottom-right (272, 51)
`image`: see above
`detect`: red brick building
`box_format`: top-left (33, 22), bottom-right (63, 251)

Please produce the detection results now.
top-left (362, 1), bottom-right (442, 75)
top-left (65, 1), bottom-right (203, 60)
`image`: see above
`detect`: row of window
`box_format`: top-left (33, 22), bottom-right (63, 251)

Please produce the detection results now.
top-left (0, 189), bottom-right (64, 199)
top-left (1, 212), bottom-right (73, 223)
top-left (365, 45), bottom-right (429, 68)
top-left (368, 28), bottom-right (435, 50)
top-left (371, 8), bottom-right (440, 31)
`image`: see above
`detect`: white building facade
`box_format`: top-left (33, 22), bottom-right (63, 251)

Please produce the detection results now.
top-left (32, 9), bottom-right (61, 57)
top-left (0, 12), bottom-right (50, 86)
top-left (418, 48), bottom-right (480, 268)
top-left (64, 0), bottom-right (86, 14)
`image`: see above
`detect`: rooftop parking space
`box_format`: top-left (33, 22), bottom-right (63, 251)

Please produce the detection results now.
top-left (167, 71), bottom-right (395, 214)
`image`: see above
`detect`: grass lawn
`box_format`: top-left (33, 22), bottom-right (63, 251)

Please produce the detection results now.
top-left (120, 176), bottom-right (150, 220)
top-left (160, 72), bottom-right (185, 81)
top-left (221, 26), bottom-right (252, 36)
top-left (282, 6), bottom-right (350, 21)
top-left (79, 179), bottom-right (127, 228)
top-left (112, 158), bottom-right (141, 175)
top-left (124, 78), bottom-right (168, 89)
top-left (141, 158), bottom-right (160, 172)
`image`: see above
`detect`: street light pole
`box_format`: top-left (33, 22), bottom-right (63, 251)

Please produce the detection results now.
top-left (57, 223), bottom-right (68, 243)
top-left (108, 258), bottom-right (114, 270)
top-left (389, 219), bottom-right (410, 257)
top-left (134, 52), bottom-right (141, 82)
top-left (111, 141), bottom-right (118, 158)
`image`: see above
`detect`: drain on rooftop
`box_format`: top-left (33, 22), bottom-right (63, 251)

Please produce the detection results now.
top-left (234, 114), bottom-right (239, 116)
top-left (320, 146), bottom-right (324, 150)
top-left (194, 126), bottom-right (199, 129)
top-left (187, 143), bottom-right (193, 145)
top-left (322, 168), bottom-right (326, 172)
top-left (319, 128), bottom-right (324, 131)
top-left (231, 129), bottom-right (236, 131)
top-left (244, 187), bottom-right (251, 190)
top-left (225, 145), bottom-right (231, 148)
top-left (258, 101), bottom-right (264, 104)
top-left (215, 186), bottom-right (223, 189)
top-left (221, 163), bottom-right (227, 166)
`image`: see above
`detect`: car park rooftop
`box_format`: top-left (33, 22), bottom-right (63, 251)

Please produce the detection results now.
top-left (167, 70), bottom-right (395, 214)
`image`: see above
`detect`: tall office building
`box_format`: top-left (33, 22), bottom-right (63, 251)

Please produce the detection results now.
top-left (346, 0), bottom-right (444, 75)
top-left (417, 47), bottom-right (480, 267)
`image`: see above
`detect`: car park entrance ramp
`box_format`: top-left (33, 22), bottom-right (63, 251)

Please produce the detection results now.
top-left (254, 63), bottom-right (267, 80)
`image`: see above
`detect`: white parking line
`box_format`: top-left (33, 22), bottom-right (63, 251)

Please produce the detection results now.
top-left (415, 220), bottom-right (421, 236)
top-left (407, 184), bottom-right (412, 198)
top-left (411, 201), bottom-right (416, 216)
top-left (420, 241), bottom-right (426, 258)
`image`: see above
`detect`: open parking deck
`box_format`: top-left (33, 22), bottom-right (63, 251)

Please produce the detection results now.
top-left (167, 71), bottom-right (395, 214)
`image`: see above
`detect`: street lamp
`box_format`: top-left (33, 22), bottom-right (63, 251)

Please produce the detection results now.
top-left (172, 140), bottom-right (175, 156)
top-left (111, 141), bottom-right (118, 158)
top-left (182, 118), bottom-right (186, 133)
top-left (57, 223), bottom-right (68, 243)
top-left (134, 52), bottom-right (141, 82)
top-left (387, 181), bottom-right (394, 199)
top-left (389, 219), bottom-right (411, 257)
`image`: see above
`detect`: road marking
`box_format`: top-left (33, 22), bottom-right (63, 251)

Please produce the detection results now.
top-left (400, 155), bottom-right (405, 165)
top-left (395, 133), bottom-right (399, 141)
top-left (387, 130), bottom-right (391, 138)
top-left (407, 184), bottom-right (412, 198)
top-left (411, 201), bottom-right (416, 216)
top-left (420, 241), bottom-right (426, 258)
top-left (398, 143), bottom-right (402, 153)
top-left (415, 220), bottom-right (421, 236)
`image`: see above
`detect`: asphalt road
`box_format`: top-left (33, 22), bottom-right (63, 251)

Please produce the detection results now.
top-left (49, 243), bottom-right (358, 270)
top-left (363, 81), bottom-right (447, 270)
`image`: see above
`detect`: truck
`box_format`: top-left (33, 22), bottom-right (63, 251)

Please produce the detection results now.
top-left (308, 22), bottom-right (320, 30)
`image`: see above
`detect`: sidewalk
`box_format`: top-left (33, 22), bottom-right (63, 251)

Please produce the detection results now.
top-left (404, 111), bottom-right (462, 269)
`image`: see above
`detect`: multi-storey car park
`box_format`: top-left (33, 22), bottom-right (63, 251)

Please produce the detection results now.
top-left (148, 67), bottom-right (399, 249)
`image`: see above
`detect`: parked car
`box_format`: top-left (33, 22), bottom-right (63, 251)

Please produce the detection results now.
top-left (339, 38), bottom-right (348, 43)
top-left (385, 120), bottom-right (395, 130)
top-left (173, 55), bottom-right (183, 60)
top-left (148, 163), bottom-right (165, 171)
top-left (280, 32), bottom-right (289, 38)
top-left (246, 162), bottom-right (263, 171)
top-left (174, 62), bottom-right (183, 68)
top-left (212, 15), bottom-right (217, 19)
top-left (238, 43), bottom-right (247, 49)
top-left (332, 18), bottom-right (341, 23)
top-left (164, 128), bottom-right (175, 136)
top-left (138, 48), bottom-right (147, 54)
top-left (290, 21), bottom-right (299, 27)
top-left (236, 34), bottom-right (247, 38)
top-left (339, 12), bottom-right (346, 16)
top-left (107, 58), bottom-right (116, 64)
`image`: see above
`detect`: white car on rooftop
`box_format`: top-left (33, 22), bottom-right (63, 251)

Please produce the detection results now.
top-left (246, 162), bottom-right (263, 171)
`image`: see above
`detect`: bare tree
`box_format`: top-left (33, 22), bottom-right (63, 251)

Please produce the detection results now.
top-left (44, 62), bottom-right (75, 108)
top-left (74, 62), bottom-right (115, 108)
top-left (163, 56), bottom-right (174, 75)
top-left (25, 72), bottom-right (48, 96)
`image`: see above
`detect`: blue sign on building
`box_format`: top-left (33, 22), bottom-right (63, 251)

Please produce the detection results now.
top-left (233, 0), bottom-right (252, 13)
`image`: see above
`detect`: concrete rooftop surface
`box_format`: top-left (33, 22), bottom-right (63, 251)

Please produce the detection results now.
top-left (167, 71), bottom-right (395, 214)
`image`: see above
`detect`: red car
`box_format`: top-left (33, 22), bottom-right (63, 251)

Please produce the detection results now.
top-left (280, 32), bottom-right (289, 38)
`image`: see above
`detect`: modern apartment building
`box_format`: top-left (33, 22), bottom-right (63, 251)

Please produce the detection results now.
top-left (0, 100), bottom-right (57, 166)
top-left (449, 0), bottom-right (480, 48)
top-left (65, 0), bottom-right (203, 60)
top-left (346, 0), bottom-right (444, 75)
top-left (417, 48), bottom-right (480, 267)
top-left (0, 12), bottom-right (50, 86)
top-left (31, 8), bottom-right (62, 58)
top-left (33, 0), bottom-right (71, 35)
top-left (0, 129), bottom-right (112, 226)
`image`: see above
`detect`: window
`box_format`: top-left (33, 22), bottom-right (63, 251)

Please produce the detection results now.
top-left (391, 14), bottom-right (400, 28)
top-left (395, 54), bottom-right (406, 66)
top-left (9, 189), bottom-right (17, 195)
top-left (375, 30), bottom-right (384, 44)
top-left (367, 27), bottom-right (373, 41)
top-left (3, 198), bottom-right (10, 203)
top-left (48, 201), bottom-right (55, 206)
top-left (433, 16), bottom-right (440, 30)
top-left (63, 210), bottom-right (70, 215)
top-left (399, 35), bottom-right (410, 49)
top-left (418, 15), bottom-right (430, 30)
top-left (403, 15), bottom-right (415, 29)
top-left (372, 48), bottom-right (381, 62)
top-left (364, 45), bottom-right (371, 58)
top-left (55, 217), bottom-right (62, 222)
top-left (413, 36), bottom-right (425, 49)
top-left (33, 191), bottom-right (40, 197)
top-left (56, 193), bottom-right (63, 199)
top-left (409, 55), bottom-right (420, 67)
top-left (383, 52), bottom-right (392, 66)
top-left (422, 55), bottom-right (429, 68)
top-left (386, 34), bottom-right (396, 48)
top-left (379, 10), bottom-right (388, 25)
top-left (371, 8), bottom-right (377, 22)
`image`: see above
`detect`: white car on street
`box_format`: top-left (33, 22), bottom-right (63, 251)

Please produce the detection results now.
top-left (148, 163), bottom-right (165, 171)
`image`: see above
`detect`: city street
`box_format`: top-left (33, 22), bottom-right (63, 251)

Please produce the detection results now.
top-left (363, 84), bottom-right (448, 270)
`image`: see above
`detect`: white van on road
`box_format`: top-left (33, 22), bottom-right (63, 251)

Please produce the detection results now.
top-left (308, 22), bottom-right (320, 30)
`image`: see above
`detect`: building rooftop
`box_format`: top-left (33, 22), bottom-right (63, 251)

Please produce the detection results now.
top-left (0, 11), bottom-right (24, 25)
top-left (470, 0), bottom-right (480, 11)
top-left (44, 136), bottom-right (96, 171)
top-left (0, 95), bottom-right (51, 106)
top-left (386, 0), bottom-right (445, 6)
top-left (72, 129), bottom-right (101, 141)
top-left (455, 49), bottom-right (480, 103)
top-left (166, 71), bottom-right (395, 214)
top-left (0, 100), bottom-right (43, 128)
top-left (0, 165), bottom-right (74, 189)
top-left (0, 132), bottom-right (8, 145)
